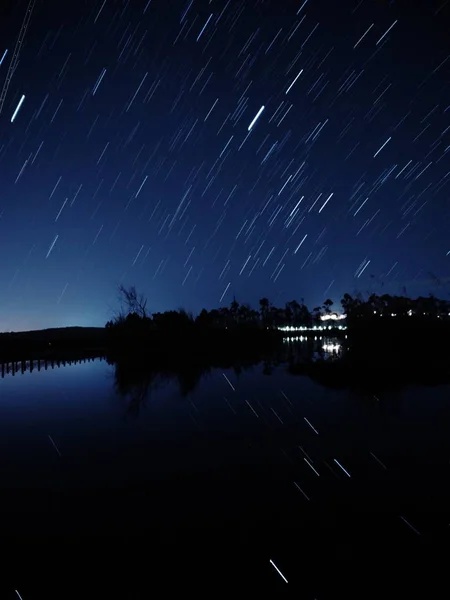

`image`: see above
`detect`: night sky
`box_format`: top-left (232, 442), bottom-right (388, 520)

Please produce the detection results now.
top-left (0, 0), bottom-right (449, 331)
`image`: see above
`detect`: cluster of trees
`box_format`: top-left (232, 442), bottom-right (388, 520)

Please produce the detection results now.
top-left (194, 297), bottom-right (335, 329)
top-left (104, 285), bottom-right (450, 333)
top-left (105, 285), bottom-right (336, 332)
top-left (342, 292), bottom-right (450, 325)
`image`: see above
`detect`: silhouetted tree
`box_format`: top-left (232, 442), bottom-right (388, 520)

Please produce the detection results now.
top-left (118, 284), bottom-right (148, 319)
top-left (311, 306), bottom-right (323, 324)
top-left (152, 309), bottom-right (194, 331)
top-left (284, 302), bottom-right (294, 326)
top-left (230, 297), bottom-right (239, 324)
top-left (323, 298), bottom-right (333, 315)
top-left (259, 297), bottom-right (270, 325)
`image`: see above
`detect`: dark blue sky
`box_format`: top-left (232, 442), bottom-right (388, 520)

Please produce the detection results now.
top-left (0, 0), bottom-right (449, 331)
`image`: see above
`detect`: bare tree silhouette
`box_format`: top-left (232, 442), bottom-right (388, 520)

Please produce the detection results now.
top-left (118, 284), bottom-right (148, 319)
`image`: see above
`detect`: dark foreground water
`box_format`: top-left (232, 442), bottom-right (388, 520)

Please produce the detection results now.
top-left (1, 347), bottom-right (449, 597)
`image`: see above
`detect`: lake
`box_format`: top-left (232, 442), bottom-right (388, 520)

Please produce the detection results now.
top-left (1, 340), bottom-right (449, 597)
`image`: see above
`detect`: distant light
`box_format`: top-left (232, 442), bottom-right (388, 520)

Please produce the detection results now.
top-left (320, 313), bottom-right (346, 321)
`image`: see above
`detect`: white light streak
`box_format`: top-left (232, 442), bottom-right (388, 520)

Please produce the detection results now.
top-left (304, 417), bottom-right (319, 434)
top-left (93, 67), bottom-right (106, 95)
top-left (135, 175), bottom-right (148, 198)
top-left (245, 399), bottom-right (259, 418)
top-left (376, 20), bottom-right (398, 45)
top-left (293, 481), bottom-right (310, 500)
top-left (333, 458), bottom-right (351, 477)
top-left (357, 259), bottom-right (370, 278)
top-left (126, 72), bottom-right (148, 112)
top-left (290, 196), bottom-right (304, 215)
top-left (45, 234), bottom-right (59, 259)
top-left (182, 265), bottom-right (192, 286)
top-left (219, 135), bottom-right (233, 158)
top-left (374, 136), bottom-right (391, 157)
top-left (318, 192), bottom-right (333, 213)
top-left (286, 69), bottom-right (303, 94)
top-left (219, 281), bottom-right (231, 302)
top-left (369, 452), bottom-right (387, 470)
top-left (94, 0), bottom-right (107, 23)
top-left (400, 516), bottom-right (421, 535)
top-left (11, 94), bottom-right (25, 122)
top-left (132, 244), bottom-right (144, 266)
top-left (353, 23), bottom-right (374, 49)
top-left (297, 0), bottom-right (309, 14)
top-left (395, 159), bottom-right (412, 179)
top-left (239, 254), bottom-right (251, 275)
top-left (294, 234), bottom-right (307, 254)
top-left (223, 372), bottom-right (235, 391)
top-left (197, 14), bottom-right (213, 42)
top-left (354, 197), bottom-right (368, 216)
top-left (204, 98), bottom-right (218, 121)
top-left (278, 175), bottom-right (292, 195)
top-left (304, 457), bottom-right (320, 476)
top-left (48, 435), bottom-right (62, 457)
top-left (269, 559), bottom-right (288, 583)
top-left (55, 198), bottom-right (68, 222)
top-left (248, 105), bottom-right (265, 131)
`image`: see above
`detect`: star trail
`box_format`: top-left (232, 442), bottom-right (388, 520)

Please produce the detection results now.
top-left (0, 0), bottom-right (449, 331)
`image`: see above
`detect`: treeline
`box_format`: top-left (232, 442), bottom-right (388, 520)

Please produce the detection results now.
top-left (105, 285), bottom-right (450, 333)
top-left (342, 292), bottom-right (450, 325)
top-left (105, 286), bottom-right (336, 331)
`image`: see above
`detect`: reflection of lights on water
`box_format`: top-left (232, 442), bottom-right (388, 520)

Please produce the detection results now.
top-left (323, 343), bottom-right (341, 353)
top-left (279, 325), bottom-right (346, 332)
top-left (282, 336), bottom-right (343, 351)
top-left (283, 335), bottom-right (309, 342)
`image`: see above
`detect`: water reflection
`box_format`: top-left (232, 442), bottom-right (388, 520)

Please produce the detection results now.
top-left (106, 333), bottom-right (450, 414)
top-left (1, 334), bottom-right (450, 594)
top-left (109, 349), bottom-right (282, 415)
top-left (1, 332), bottom-right (450, 422)
top-left (2, 333), bottom-right (449, 402)
top-left (0, 354), bottom-right (102, 378)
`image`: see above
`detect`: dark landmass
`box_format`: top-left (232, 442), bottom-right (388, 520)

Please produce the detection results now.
top-left (1, 288), bottom-right (450, 393)
top-left (0, 326), bottom-right (108, 361)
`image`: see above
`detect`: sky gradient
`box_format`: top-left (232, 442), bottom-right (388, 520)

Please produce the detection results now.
top-left (0, 0), bottom-right (449, 331)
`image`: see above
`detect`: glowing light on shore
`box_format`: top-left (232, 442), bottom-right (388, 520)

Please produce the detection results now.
top-left (320, 313), bottom-right (346, 321)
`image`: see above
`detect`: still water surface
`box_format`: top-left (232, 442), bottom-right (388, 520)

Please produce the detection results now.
top-left (1, 347), bottom-right (449, 595)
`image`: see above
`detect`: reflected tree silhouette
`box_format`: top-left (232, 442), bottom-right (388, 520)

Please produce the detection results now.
top-left (109, 338), bottom-right (284, 414)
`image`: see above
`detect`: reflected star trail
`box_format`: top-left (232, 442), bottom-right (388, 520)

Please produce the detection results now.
top-left (0, 0), bottom-right (449, 331)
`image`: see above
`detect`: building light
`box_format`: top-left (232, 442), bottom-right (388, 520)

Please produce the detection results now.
top-left (320, 313), bottom-right (346, 321)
